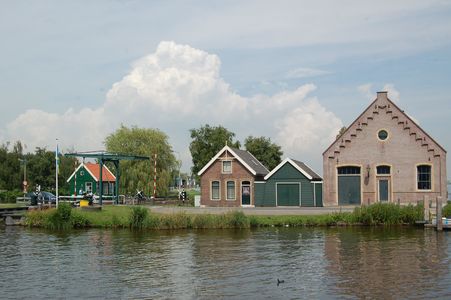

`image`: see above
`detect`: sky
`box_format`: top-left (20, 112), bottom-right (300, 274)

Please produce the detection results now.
top-left (1, 0), bottom-right (450, 178)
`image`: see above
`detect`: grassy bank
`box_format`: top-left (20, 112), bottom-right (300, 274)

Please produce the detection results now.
top-left (22, 202), bottom-right (433, 229)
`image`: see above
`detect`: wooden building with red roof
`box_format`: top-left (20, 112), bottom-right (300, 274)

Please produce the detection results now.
top-left (67, 163), bottom-right (116, 196)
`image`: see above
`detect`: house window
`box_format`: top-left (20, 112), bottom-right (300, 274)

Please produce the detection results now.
top-left (417, 165), bottom-right (431, 190)
top-left (211, 181), bottom-right (220, 200)
top-left (223, 161), bottom-right (232, 173)
top-left (226, 181), bottom-right (235, 200)
top-left (80, 171), bottom-right (84, 176)
top-left (377, 165), bottom-right (391, 175)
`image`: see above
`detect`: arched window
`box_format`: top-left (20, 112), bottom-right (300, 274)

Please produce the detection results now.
top-left (417, 165), bottom-right (431, 190)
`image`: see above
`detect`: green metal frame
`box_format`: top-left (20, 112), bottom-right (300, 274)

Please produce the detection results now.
top-left (65, 151), bottom-right (149, 205)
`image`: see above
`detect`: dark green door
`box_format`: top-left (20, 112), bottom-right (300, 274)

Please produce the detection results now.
top-left (315, 183), bottom-right (323, 207)
top-left (379, 180), bottom-right (389, 202)
top-left (242, 184), bottom-right (251, 205)
top-left (338, 176), bottom-right (361, 205)
top-left (277, 184), bottom-right (300, 206)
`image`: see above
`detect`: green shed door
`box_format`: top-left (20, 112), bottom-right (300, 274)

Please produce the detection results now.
top-left (338, 176), bottom-right (361, 205)
top-left (379, 180), bottom-right (389, 202)
top-left (315, 183), bottom-right (323, 207)
top-left (277, 184), bottom-right (300, 206)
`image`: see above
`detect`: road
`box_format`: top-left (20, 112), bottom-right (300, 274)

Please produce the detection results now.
top-left (147, 206), bottom-right (357, 216)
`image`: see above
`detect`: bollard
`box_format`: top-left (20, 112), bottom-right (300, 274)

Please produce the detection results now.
top-left (436, 196), bottom-right (442, 231)
top-left (423, 195), bottom-right (429, 221)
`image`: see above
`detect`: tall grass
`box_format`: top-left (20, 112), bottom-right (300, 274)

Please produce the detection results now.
top-left (23, 203), bottom-right (425, 229)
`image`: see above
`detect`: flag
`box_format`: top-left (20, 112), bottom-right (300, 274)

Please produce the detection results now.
top-left (56, 143), bottom-right (60, 174)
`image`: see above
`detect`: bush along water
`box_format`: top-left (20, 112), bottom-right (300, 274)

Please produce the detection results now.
top-left (23, 203), bottom-right (425, 229)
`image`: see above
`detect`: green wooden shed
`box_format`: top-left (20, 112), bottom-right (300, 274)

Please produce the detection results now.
top-left (256, 158), bottom-right (323, 207)
top-left (66, 163), bottom-right (116, 196)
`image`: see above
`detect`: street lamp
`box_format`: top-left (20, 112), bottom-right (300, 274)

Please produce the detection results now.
top-left (170, 150), bottom-right (181, 192)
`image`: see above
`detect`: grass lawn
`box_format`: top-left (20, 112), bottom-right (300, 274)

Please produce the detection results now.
top-left (0, 203), bottom-right (28, 208)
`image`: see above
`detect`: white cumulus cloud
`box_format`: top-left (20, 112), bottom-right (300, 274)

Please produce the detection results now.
top-left (357, 83), bottom-right (375, 101)
top-left (383, 83), bottom-right (400, 103)
top-left (3, 41), bottom-right (342, 173)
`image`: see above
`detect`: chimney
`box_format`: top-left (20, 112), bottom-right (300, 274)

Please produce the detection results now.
top-left (377, 91), bottom-right (388, 101)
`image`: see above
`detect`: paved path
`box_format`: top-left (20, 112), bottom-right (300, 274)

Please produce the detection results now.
top-left (147, 206), bottom-right (357, 216)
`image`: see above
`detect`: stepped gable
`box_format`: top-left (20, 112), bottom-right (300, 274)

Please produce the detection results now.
top-left (323, 92), bottom-right (447, 159)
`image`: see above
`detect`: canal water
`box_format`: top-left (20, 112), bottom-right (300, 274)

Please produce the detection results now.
top-left (1, 225), bottom-right (450, 299)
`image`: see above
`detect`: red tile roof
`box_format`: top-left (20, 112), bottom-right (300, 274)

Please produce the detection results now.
top-left (84, 163), bottom-right (116, 182)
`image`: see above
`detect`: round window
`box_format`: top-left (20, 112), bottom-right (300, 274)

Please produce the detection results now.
top-left (378, 130), bottom-right (388, 141)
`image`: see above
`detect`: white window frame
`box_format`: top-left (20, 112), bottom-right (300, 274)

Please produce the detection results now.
top-left (226, 180), bottom-right (236, 200)
top-left (211, 181), bottom-right (220, 200)
top-left (222, 160), bottom-right (232, 173)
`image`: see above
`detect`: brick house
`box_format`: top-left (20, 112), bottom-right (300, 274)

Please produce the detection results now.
top-left (198, 146), bottom-right (269, 207)
top-left (322, 91), bottom-right (447, 206)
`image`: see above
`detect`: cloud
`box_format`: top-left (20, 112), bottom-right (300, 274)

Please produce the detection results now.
top-left (382, 83), bottom-right (400, 103)
top-left (285, 67), bottom-right (330, 79)
top-left (357, 83), bottom-right (375, 101)
top-left (275, 96), bottom-right (343, 155)
top-left (5, 108), bottom-right (109, 152)
top-left (357, 83), bottom-right (419, 124)
top-left (2, 41), bottom-right (341, 173)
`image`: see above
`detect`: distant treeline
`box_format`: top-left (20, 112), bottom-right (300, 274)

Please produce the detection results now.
top-left (0, 141), bottom-right (76, 195)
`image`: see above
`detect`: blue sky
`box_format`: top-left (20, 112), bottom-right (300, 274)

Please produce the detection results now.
top-left (1, 0), bottom-right (450, 178)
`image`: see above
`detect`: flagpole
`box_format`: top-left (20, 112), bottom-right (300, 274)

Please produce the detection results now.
top-left (56, 139), bottom-right (59, 208)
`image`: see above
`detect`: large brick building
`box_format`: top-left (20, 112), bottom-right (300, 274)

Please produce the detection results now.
top-left (322, 91), bottom-right (447, 206)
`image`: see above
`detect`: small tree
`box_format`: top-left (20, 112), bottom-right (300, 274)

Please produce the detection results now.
top-left (336, 126), bottom-right (347, 139)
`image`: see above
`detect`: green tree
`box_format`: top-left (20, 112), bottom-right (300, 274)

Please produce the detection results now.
top-left (0, 141), bottom-right (24, 190)
top-left (103, 124), bottom-right (176, 197)
top-left (189, 124), bottom-right (241, 176)
top-left (336, 126), bottom-right (347, 139)
top-left (244, 135), bottom-right (283, 171)
top-left (27, 147), bottom-right (55, 191)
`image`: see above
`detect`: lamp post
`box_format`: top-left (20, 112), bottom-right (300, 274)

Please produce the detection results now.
top-left (170, 150), bottom-right (181, 192)
top-left (366, 165), bottom-right (371, 178)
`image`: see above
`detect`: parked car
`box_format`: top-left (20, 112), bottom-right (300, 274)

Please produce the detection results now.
top-left (26, 191), bottom-right (57, 204)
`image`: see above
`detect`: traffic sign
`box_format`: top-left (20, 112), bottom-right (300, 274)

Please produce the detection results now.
top-left (23, 180), bottom-right (28, 186)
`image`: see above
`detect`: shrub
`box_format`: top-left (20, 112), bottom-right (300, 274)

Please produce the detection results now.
top-left (192, 213), bottom-right (211, 229)
top-left (129, 206), bottom-right (149, 228)
top-left (443, 203), bottom-right (451, 218)
top-left (70, 210), bottom-right (90, 228)
top-left (58, 202), bottom-right (72, 222)
top-left (249, 215), bottom-right (259, 227)
top-left (0, 190), bottom-right (22, 203)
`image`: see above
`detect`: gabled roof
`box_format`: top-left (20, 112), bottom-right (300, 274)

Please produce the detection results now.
top-left (197, 145), bottom-right (269, 176)
top-left (323, 92), bottom-right (447, 155)
top-left (264, 158), bottom-right (323, 181)
top-left (67, 163), bottom-right (116, 183)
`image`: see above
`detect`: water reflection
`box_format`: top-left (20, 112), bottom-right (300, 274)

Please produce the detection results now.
top-left (323, 227), bottom-right (451, 299)
top-left (0, 225), bottom-right (450, 299)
